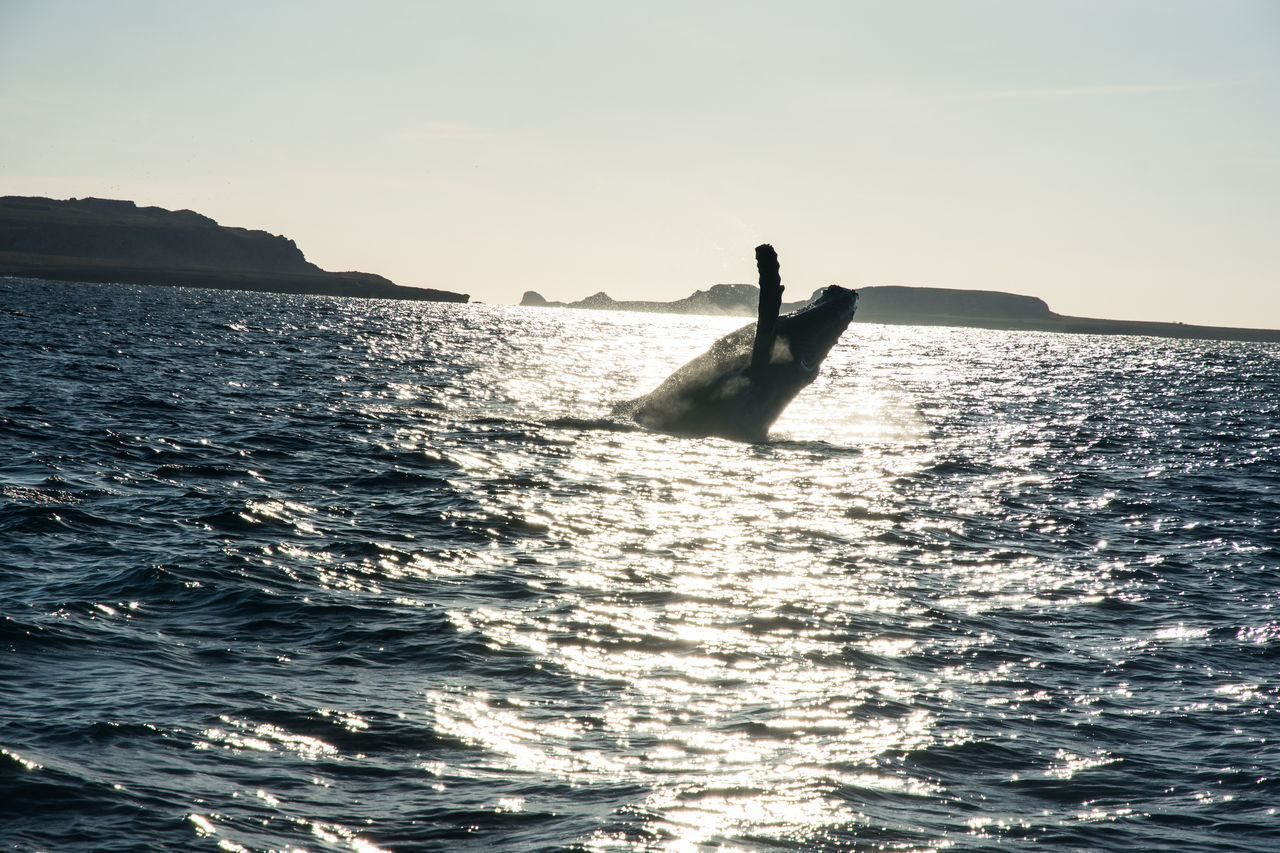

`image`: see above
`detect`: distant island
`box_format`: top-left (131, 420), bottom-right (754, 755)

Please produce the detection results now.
top-left (0, 196), bottom-right (468, 303)
top-left (522, 284), bottom-right (1280, 344)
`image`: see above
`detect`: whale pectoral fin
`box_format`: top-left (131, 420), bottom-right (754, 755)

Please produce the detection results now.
top-left (750, 244), bottom-right (783, 379)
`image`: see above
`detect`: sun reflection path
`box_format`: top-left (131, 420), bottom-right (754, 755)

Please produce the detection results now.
top-left (200, 316), bottom-right (1169, 851)
top-left (438, 587), bottom-right (946, 850)
top-left (412, 324), bottom-right (1142, 851)
top-left (429, 430), bottom-right (954, 851)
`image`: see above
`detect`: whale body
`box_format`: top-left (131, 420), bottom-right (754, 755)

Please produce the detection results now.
top-left (613, 245), bottom-right (858, 443)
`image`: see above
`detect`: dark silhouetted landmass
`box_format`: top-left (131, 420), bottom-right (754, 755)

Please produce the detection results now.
top-left (522, 283), bottom-right (765, 316)
top-left (521, 284), bottom-right (1280, 343)
top-left (0, 196), bottom-right (468, 302)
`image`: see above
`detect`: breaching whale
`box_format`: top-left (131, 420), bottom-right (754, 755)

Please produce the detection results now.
top-left (613, 244), bottom-right (858, 443)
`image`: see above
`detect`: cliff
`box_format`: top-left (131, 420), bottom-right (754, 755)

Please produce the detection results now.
top-left (0, 196), bottom-right (468, 302)
top-left (521, 284), bottom-right (1280, 344)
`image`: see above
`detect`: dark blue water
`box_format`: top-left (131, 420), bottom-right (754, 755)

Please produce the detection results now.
top-left (2, 277), bottom-right (1278, 852)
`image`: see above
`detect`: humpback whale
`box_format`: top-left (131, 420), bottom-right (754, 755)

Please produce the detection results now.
top-left (613, 244), bottom-right (858, 442)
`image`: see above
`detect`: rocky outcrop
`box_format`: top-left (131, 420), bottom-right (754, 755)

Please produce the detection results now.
top-left (522, 283), bottom-right (765, 315)
top-left (0, 196), bottom-right (468, 302)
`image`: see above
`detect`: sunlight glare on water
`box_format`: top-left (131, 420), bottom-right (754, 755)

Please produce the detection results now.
top-left (386, 316), bottom-right (1118, 850)
top-left (2, 282), bottom-right (1278, 853)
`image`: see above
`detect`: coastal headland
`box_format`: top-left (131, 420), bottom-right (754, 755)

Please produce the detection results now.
top-left (0, 196), bottom-right (468, 303)
top-left (522, 284), bottom-right (1280, 344)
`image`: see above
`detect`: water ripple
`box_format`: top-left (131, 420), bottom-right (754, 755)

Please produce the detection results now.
top-left (2, 280), bottom-right (1278, 852)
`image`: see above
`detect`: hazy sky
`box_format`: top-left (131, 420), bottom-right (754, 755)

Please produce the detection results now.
top-left (3, 0), bottom-right (1278, 327)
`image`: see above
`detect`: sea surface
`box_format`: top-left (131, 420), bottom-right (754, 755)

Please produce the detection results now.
top-left (2, 277), bottom-right (1278, 853)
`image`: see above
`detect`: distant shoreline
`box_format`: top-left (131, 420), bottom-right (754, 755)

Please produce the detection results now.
top-left (5, 195), bottom-right (1276, 343)
top-left (1, 270), bottom-right (467, 304)
top-left (0, 196), bottom-right (469, 303)
top-left (521, 286), bottom-right (1280, 344)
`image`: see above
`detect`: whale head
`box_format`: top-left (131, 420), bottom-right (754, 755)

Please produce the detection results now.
top-left (773, 285), bottom-right (859, 376)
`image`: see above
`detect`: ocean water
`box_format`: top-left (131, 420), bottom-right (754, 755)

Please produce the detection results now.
top-left (2, 277), bottom-right (1277, 853)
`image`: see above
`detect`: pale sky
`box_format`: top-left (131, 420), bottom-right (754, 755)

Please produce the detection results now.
top-left (2, 0), bottom-right (1277, 328)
